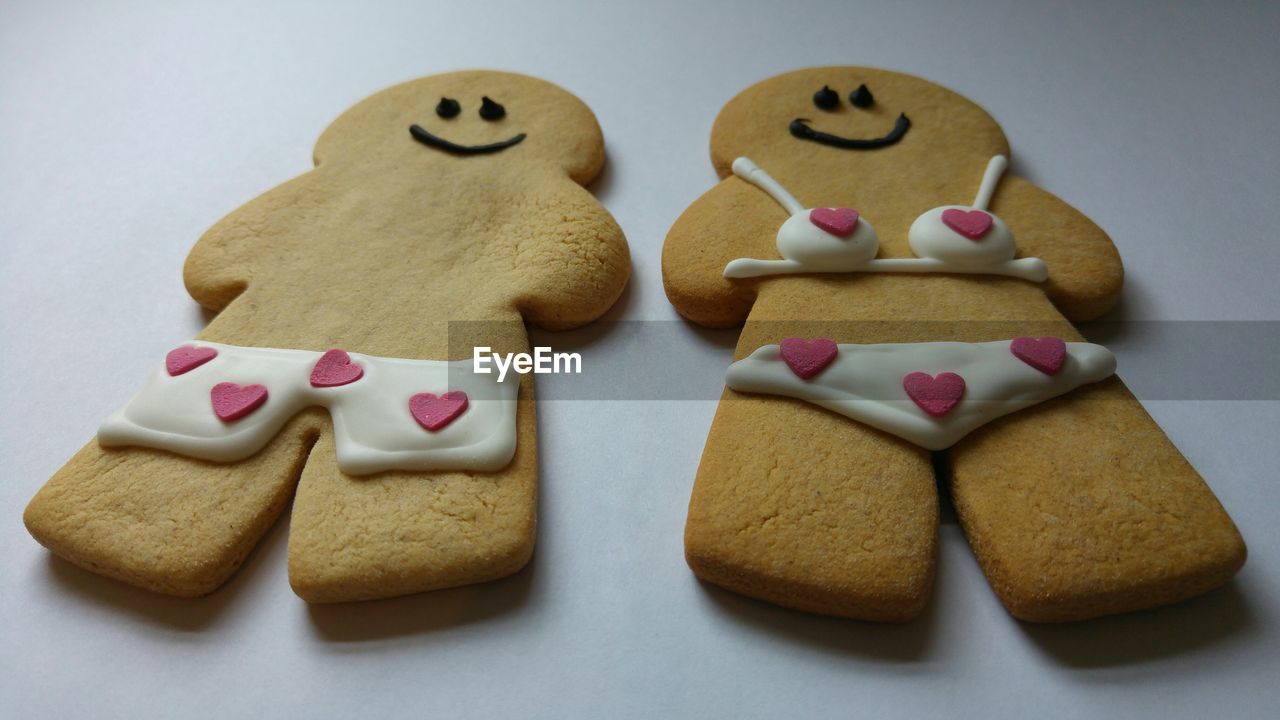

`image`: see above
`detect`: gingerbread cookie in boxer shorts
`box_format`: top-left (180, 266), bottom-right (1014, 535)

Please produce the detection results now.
top-left (662, 67), bottom-right (1244, 622)
top-left (24, 70), bottom-right (629, 602)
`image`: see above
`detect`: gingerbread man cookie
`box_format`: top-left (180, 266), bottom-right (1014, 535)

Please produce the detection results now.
top-left (663, 67), bottom-right (1244, 622)
top-left (24, 70), bottom-right (629, 602)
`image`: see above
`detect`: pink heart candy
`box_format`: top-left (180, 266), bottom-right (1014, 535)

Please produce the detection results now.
top-left (309, 348), bottom-right (364, 387)
top-left (1010, 336), bottom-right (1067, 375)
top-left (809, 207), bottom-right (860, 237)
top-left (409, 391), bottom-right (469, 432)
top-left (779, 337), bottom-right (839, 379)
top-left (903, 372), bottom-right (966, 417)
top-left (210, 382), bottom-right (268, 422)
top-left (166, 346), bottom-right (218, 376)
top-left (941, 208), bottom-right (993, 240)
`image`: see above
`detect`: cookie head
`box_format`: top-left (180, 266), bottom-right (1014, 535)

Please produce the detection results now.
top-left (315, 70), bottom-right (605, 183)
top-left (710, 67), bottom-right (1008, 176)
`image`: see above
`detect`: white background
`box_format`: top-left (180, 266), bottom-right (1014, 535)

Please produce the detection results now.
top-left (2, 1), bottom-right (1279, 717)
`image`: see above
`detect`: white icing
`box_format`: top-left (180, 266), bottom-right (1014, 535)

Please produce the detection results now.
top-left (971, 154), bottom-right (1004, 211)
top-left (908, 206), bottom-right (1013, 266)
top-left (726, 210), bottom-right (880, 278)
top-left (97, 342), bottom-right (519, 475)
top-left (724, 339), bottom-right (1115, 450)
top-left (723, 155), bottom-right (1047, 282)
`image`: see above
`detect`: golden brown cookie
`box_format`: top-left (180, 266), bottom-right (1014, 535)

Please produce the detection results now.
top-left (24, 70), bottom-right (630, 602)
top-left (663, 66), bottom-right (1244, 622)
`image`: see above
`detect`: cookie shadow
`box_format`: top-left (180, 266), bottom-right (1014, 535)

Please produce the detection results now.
top-left (1019, 581), bottom-right (1256, 668)
top-left (586, 147), bottom-right (615, 201)
top-left (684, 322), bottom-right (741, 352)
top-left (525, 232), bottom-right (635, 351)
top-left (42, 508), bottom-right (289, 632)
top-left (305, 553), bottom-right (536, 642)
top-left (523, 264), bottom-right (636, 405)
top-left (1077, 273), bottom-right (1165, 347)
top-left (696, 567), bottom-right (939, 663)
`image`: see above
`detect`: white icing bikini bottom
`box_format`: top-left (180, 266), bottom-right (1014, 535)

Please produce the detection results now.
top-left (97, 342), bottom-right (519, 475)
top-left (724, 339), bottom-right (1115, 450)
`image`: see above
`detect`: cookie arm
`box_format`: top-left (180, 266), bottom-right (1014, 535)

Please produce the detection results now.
top-left (662, 176), bottom-right (787, 327)
top-left (511, 181), bottom-right (630, 331)
top-left (993, 175), bottom-right (1125, 322)
top-left (182, 173), bottom-right (320, 312)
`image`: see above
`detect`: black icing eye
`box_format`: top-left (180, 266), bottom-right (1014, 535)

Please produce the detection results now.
top-left (813, 85), bottom-right (839, 110)
top-left (849, 84), bottom-right (874, 108)
top-left (436, 97), bottom-right (460, 119)
top-left (479, 96), bottom-right (506, 120)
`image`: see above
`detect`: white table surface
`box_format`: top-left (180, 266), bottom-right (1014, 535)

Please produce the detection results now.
top-left (2, 1), bottom-right (1278, 717)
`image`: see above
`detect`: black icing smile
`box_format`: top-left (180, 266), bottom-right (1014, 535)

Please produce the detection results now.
top-left (408, 124), bottom-right (526, 155)
top-left (789, 113), bottom-right (911, 150)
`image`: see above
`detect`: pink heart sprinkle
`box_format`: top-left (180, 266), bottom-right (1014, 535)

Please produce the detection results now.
top-left (409, 391), bottom-right (469, 432)
top-left (941, 208), bottom-right (993, 240)
top-left (309, 348), bottom-right (364, 387)
top-left (809, 207), bottom-right (860, 237)
top-left (903, 372), bottom-right (966, 417)
top-left (166, 346), bottom-right (218, 376)
top-left (210, 382), bottom-right (268, 422)
top-left (779, 337), bottom-right (839, 379)
top-left (1010, 336), bottom-right (1067, 375)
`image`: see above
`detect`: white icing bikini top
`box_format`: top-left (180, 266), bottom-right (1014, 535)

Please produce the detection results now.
top-left (723, 155), bottom-right (1048, 282)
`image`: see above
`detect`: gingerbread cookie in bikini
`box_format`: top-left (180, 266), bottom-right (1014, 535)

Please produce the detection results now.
top-left (24, 70), bottom-right (629, 602)
top-left (663, 67), bottom-right (1244, 622)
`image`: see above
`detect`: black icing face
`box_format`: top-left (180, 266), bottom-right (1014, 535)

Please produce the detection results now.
top-left (789, 83), bottom-right (910, 150)
top-left (408, 95), bottom-right (526, 155)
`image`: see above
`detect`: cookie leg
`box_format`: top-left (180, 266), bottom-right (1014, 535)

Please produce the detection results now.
top-left (684, 390), bottom-right (938, 622)
top-left (23, 409), bottom-right (326, 597)
top-left (950, 377), bottom-right (1246, 622)
top-left (287, 399), bottom-right (537, 603)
